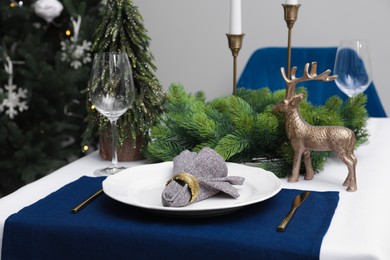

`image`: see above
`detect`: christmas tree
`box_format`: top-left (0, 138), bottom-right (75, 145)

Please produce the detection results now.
top-left (82, 0), bottom-right (165, 158)
top-left (0, 0), bottom-right (103, 196)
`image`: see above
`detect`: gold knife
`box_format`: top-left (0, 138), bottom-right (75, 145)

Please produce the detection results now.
top-left (71, 189), bottom-right (103, 214)
top-left (277, 191), bottom-right (310, 232)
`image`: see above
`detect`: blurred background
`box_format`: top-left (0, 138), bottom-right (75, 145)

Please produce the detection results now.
top-left (133, 0), bottom-right (390, 114)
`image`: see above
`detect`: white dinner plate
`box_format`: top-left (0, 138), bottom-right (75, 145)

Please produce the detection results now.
top-left (102, 162), bottom-right (282, 217)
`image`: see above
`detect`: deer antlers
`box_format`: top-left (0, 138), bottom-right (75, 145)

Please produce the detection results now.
top-left (281, 62), bottom-right (338, 99)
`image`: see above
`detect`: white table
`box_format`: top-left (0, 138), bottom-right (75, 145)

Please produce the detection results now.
top-left (1, 118), bottom-right (390, 259)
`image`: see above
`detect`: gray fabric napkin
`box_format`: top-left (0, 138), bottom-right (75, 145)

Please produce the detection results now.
top-left (162, 147), bottom-right (245, 207)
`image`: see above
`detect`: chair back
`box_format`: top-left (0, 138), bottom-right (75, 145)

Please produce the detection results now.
top-left (237, 47), bottom-right (386, 117)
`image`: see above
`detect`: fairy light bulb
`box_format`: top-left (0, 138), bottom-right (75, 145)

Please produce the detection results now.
top-left (10, 2), bottom-right (16, 7)
top-left (83, 145), bottom-right (89, 151)
top-left (91, 105), bottom-right (95, 110)
top-left (65, 29), bottom-right (71, 36)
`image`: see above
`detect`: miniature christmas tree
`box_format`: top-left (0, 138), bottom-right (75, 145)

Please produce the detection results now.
top-left (82, 0), bottom-right (165, 160)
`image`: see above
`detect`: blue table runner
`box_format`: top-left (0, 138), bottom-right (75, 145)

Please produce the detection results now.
top-left (2, 176), bottom-right (339, 260)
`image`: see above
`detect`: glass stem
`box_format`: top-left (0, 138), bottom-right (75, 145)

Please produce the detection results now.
top-left (110, 119), bottom-right (118, 168)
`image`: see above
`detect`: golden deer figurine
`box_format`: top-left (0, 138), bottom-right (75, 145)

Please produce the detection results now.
top-left (273, 62), bottom-right (357, 191)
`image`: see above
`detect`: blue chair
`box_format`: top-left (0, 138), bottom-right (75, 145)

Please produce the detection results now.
top-left (237, 47), bottom-right (387, 117)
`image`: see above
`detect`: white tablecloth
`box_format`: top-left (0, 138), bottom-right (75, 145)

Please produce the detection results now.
top-left (1, 118), bottom-right (390, 259)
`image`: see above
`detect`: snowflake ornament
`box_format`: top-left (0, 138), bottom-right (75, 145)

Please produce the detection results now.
top-left (61, 38), bottom-right (92, 69)
top-left (0, 56), bottom-right (29, 119)
top-left (60, 16), bottom-right (92, 69)
top-left (0, 82), bottom-right (29, 119)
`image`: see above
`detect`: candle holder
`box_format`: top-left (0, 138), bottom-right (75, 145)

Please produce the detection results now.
top-left (282, 4), bottom-right (301, 79)
top-left (226, 33), bottom-right (244, 96)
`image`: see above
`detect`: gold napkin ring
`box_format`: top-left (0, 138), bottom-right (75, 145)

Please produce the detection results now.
top-left (166, 172), bottom-right (200, 203)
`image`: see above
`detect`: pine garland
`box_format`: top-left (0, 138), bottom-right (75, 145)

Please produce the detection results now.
top-left (82, 0), bottom-right (165, 147)
top-left (145, 84), bottom-right (369, 177)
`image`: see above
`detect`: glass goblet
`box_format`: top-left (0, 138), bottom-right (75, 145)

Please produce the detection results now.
top-left (89, 52), bottom-right (135, 176)
top-left (334, 40), bottom-right (372, 97)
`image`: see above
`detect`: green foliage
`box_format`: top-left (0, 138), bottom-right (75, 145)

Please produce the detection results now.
top-left (0, 0), bottom-right (102, 196)
top-left (82, 0), bottom-right (165, 147)
top-left (146, 85), bottom-right (369, 178)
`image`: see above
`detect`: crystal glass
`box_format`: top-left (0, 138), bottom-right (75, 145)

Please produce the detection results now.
top-left (89, 52), bottom-right (135, 176)
top-left (334, 40), bottom-right (372, 97)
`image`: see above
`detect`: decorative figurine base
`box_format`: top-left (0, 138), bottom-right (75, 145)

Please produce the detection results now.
top-left (99, 132), bottom-right (145, 162)
top-left (226, 33), bottom-right (244, 95)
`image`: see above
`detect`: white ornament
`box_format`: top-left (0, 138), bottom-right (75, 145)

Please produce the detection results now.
top-left (61, 38), bottom-right (92, 69)
top-left (70, 16), bottom-right (81, 41)
top-left (32, 0), bottom-right (63, 23)
top-left (1, 57), bottom-right (29, 119)
top-left (60, 16), bottom-right (92, 69)
top-left (0, 83), bottom-right (29, 119)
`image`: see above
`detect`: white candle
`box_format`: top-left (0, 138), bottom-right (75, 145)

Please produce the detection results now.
top-left (230, 0), bottom-right (242, 35)
top-left (285, 0), bottom-right (298, 4)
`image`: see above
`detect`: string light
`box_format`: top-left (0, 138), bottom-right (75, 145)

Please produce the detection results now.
top-left (91, 105), bottom-right (95, 110)
top-left (9, 0), bottom-right (22, 7)
top-left (65, 29), bottom-right (72, 36)
top-left (83, 145), bottom-right (89, 151)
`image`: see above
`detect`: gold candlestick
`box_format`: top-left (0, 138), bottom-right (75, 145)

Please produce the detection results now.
top-left (282, 4), bottom-right (301, 80)
top-left (226, 33), bottom-right (244, 96)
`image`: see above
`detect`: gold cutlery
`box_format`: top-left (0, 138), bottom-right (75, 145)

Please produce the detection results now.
top-left (277, 191), bottom-right (310, 232)
top-left (71, 189), bottom-right (103, 214)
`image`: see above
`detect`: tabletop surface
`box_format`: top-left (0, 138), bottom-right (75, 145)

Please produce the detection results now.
top-left (1, 118), bottom-right (390, 259)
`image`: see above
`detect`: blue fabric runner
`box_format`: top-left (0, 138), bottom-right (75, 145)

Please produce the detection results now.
top-left (2, 176), bottom-right (339, 260)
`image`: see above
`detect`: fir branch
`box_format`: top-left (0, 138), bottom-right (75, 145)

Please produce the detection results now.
top-left (180, 112), bottom-right (217, 140)
top-left (340, 93), bottom-right (369, 144)
top-left (214, 132), bottom-right (251, 160)
top-left (146, 85), bottom-right (369, 178)
top-left (255, 112), bottom-right (282, 147)
top-left (324, 96), bottom-right (343, 112)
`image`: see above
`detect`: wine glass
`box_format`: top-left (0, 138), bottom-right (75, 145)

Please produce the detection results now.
top-left (334, 40), bottom-right (372, 97)
top-left (89, 52), bottom-right (135, 176)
